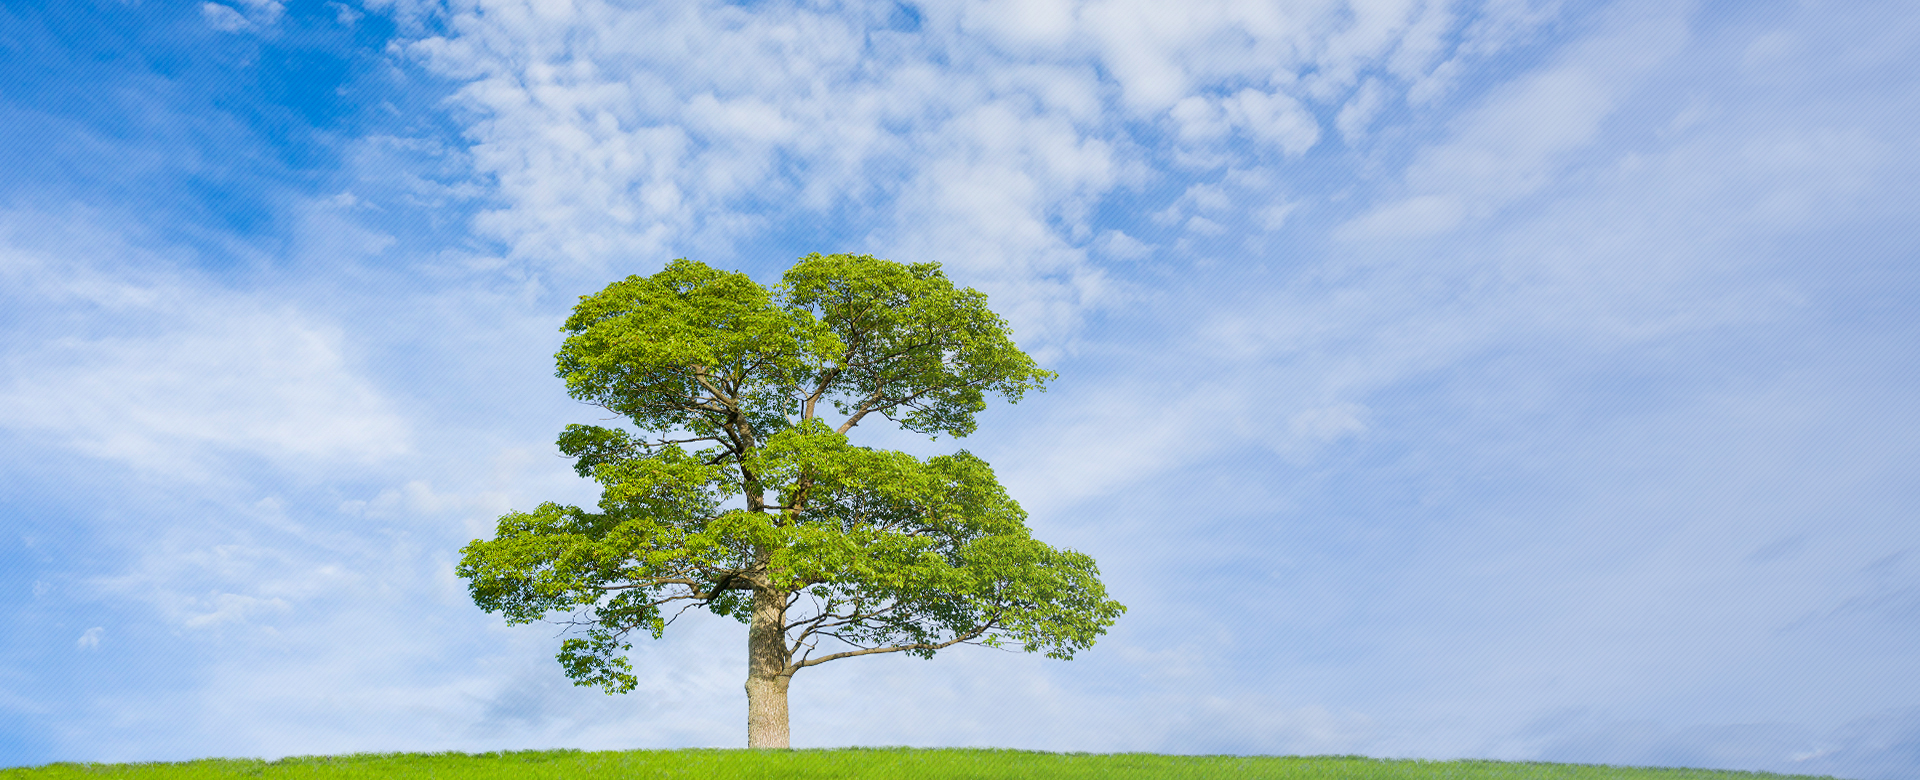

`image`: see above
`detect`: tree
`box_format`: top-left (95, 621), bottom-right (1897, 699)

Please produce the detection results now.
top-left (455, 253), bottom-right (1125, 748)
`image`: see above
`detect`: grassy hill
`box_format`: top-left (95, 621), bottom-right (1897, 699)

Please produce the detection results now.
top-left (0, 747), bottom-right (1844, 779)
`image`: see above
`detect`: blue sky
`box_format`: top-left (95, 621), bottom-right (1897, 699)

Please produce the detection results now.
top-left (2, 0), bottom-right (1917, 776)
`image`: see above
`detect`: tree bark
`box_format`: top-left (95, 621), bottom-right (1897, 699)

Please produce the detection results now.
top-left (745, 585), bottom-right (792, 748)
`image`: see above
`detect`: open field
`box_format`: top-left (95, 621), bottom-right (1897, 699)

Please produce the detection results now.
top-left (0, 748), bottom-right (1844, 779)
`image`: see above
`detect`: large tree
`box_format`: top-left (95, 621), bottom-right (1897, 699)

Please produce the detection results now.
top-left (456, 253), bottom-right (1125, 748)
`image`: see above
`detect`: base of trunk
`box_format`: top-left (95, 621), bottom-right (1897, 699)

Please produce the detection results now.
top-left (745, 673), bottom-right (791, 748)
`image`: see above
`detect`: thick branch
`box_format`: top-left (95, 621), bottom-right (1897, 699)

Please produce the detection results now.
top-left (803, 365), bottom-right (841, 421)
top-left (689, 365), bottom-right (736, 408)
top-left (790, 622), bottom-right (994, 671)
top-left (593, 567), bottom-right (759, 599)
top-left (786, 600), bottom-right (904, 643)
top-left (835, 386), bottom-right (891, 434)
top-left (650, 435), bottom-right (726, 448)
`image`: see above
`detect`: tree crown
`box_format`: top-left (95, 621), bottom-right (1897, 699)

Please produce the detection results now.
top-left (457, 254), bottom-right (1119, 695)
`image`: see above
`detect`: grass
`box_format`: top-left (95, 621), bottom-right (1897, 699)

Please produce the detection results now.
top-left (0, 748), bottom-right (1844, 780)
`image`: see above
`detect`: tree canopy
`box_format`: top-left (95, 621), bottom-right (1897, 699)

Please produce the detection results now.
top-left (455, 253), bottom-right (1124, 747)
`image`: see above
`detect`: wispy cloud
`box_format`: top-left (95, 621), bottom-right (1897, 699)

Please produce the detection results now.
top-left (398, 0), bottom-right (1554, 344)
top-left (74, 628), bottom-right (103, 652)
top-left (0, 211), bottom-right (412, 482)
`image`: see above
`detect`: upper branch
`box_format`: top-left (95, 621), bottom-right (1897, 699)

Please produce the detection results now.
top-left (835, 386), bottom-right (891, 434)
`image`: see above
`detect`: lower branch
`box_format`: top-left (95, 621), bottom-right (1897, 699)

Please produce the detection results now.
top-left (789, 622), bottom-right (994, 671)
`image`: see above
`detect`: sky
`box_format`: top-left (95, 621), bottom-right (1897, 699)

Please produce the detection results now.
top-left (1, 0), bottom-right (1917, 776)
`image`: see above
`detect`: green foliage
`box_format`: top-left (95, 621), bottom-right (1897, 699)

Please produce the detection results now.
top-left (781, 253), bottom-right (1053, 437)
top-left (0, 748), bottom-right (1846, 779)
top-left (454, 254), bottom-right (1119, 693)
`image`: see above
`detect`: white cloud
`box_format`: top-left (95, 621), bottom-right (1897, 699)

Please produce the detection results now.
top-left (1, 308), bottom-right (410, 477)
top-left (396, 0), bottom-right (1554, 348)
top-left (1175, 89), bottom-right (1322, 157)
top-left (1342, 10), bottom-right (1688, 238)
top-left (182, 593), bottom-right (294, 629)
top-left (0, 212), bottom-right (413, 481)
top-left (1339, 193), bottom-right (1463, 238)
top-left (1289, 402), bottom-right (1368, 444)
top-left (1337, 78), bottom-right (1390, 144)
top-left (76, 628), bottom-right (104, 651)
top-left (956, 0), bottom-right (1080, 48)
top-left (201, 0), bottom-right (285, 32)
top-left (1093, 229), bottom-right (1153, 260)
top-left (202, 3), bottom-right (250, 32)
top-left (1257, 201), bottom-right (1299, 231)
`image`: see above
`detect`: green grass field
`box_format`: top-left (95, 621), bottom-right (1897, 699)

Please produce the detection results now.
top-left (0, 748), bottom-right (1844, 779)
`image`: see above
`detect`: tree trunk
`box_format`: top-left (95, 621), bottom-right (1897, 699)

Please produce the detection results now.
top-left (745, 586), bottom-right (792, 748)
